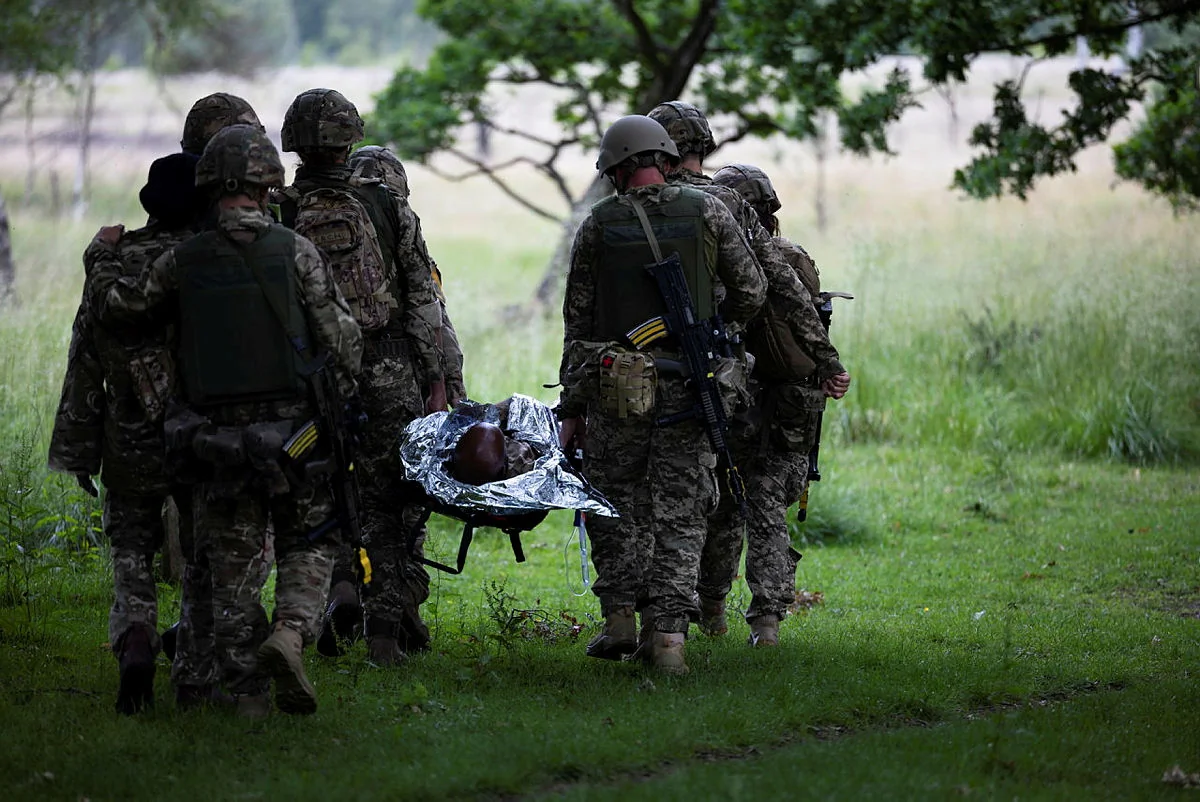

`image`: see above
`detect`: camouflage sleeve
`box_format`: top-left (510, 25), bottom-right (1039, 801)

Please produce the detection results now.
top-left (703, 196), bottom-right (766, 324)
top-left (389, 197), bottom-right (444, 385)
top-left (86, 239), bottom-right (176, 325)
top-left (439, 300), bottom-right (466, 404)
top-left (293, 235), bottom-right (364, 397)
top-left (749, 226), bottom-right (844, 380)
top-left (557, 217), bottom-right (600, 417)
top-left (47, 299), bottom-right (105, 476)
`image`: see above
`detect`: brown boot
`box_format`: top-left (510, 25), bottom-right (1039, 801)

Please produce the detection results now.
top-left (257, 625), bottom-right (317, 715)
top-left (650, 632), bottom-right (689, 675)
top-left (115, 624), bottom-right (157, 715)
top-left (698, 596), bottom-right (728, 637)
top-left (316, 580), bottom-right (363, 658)
top-left (585, 606), bottom-right (637, 660)
top-left (748, 614), bottom-right (780, 647)
top-left (367, 635), bottom-right (406, 666)
top-left (235, 692), bottom-right (271, 719)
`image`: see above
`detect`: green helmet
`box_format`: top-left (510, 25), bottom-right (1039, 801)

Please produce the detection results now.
top-left (712, 163), bottom-right (782, 214)
top-left (195, 124), bottom-right (285, 192)
top-left (349, 145), bottom-right (409, 199)
top-left (596, 115), bottom-right (679, 175)
top-left (180, 93), bottom-right (264, 156)
top-left (281, 88), bottom-right (365, 152)
top-left (648, 101), bottom-right (716, 159)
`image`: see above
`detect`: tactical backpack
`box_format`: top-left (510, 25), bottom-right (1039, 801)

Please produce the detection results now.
top-left (746, 238), bottom-right (823, 384)
top-left (284, 185), bottom-right (395, 332)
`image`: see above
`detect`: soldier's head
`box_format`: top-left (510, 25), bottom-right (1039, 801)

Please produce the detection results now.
top-left (713, 163), bottom-right (782, 235)
top-left (449, 422), bottom-right (506, 485)
top-left (349, 145), bottom-right (409, 200)
top-left (282, 88), bottom-right (364, 167)
top-left (647, 101), bottom-right (716, 167)
top-left (180, 93), bottom-right (264, 157)
top-left (195, 124), bottom-right (285, 208)
top-left (596, 115), bottom-right (679, 193)
top-left (139, 152), bottom-right (204, 230)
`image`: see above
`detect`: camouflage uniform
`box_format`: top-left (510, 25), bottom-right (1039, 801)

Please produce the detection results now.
top-left (559, 182), bottom-right (767, 636)
top-left (280, 94), bottom-right (445, 655)
top-left (90, 128), bottom-right (362, 707)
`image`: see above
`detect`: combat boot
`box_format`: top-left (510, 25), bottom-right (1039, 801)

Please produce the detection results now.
top-left (698, 596), bottom-right (728, 637)
top-left (235, 693), bottom-right (271, 719)
top-left (650, 632), bottom-right (689, 675)
top-left (316, 580), bottom-right (364, 657)
top-left (175, 684), bottom-right (235, 711)
top-left (748, 614), bottom-right (780, 647)
top-left (367, 635), bottom-right (405, 666)
top-left (115, 623), bottom-right (157, 715)
top-left (585, 605), bottom-right (637, 660)
top-left (257, 625), bottom-right (317, 715)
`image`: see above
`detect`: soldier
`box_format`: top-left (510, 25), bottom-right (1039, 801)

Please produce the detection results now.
top-left (180, 92), bottom-right (265, 157)
top-left (557, 115), bottom-right (767, 674)
top-left (278, 90), bottom-right (446, 665)
top-left (49, 152), bottom-right (204, 714)
top-left (87, 125), bottom-right (363, 716)
top-left (650, 98), bottom-right (851, 647)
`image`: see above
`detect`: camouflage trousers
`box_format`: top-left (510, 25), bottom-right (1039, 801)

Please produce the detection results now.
top-left (584, 400), bottom-right (718, 634)
top-left (195, 479), bottom-right (336, 696)
top-left (699, 448), bottom-right (808, 621)
top-left (356, 351), bottom-right (431, 648)
top-left (171, 488), bottom-right (223, 690)
top-left (106, 490), bottom-right (167, 657)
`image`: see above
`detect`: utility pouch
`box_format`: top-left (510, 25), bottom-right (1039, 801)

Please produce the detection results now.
top-left (771, 384), bottom-right (827, 454)
top-left (244, 421), bottom-right (294, 496)
top-left (712, 355), bottom-right (751, 417)
top-left (127, 346), bottom-right (175, 421)
top-left (192, 426), bottom-right (248, 468)
top-left (597, 348), bottom-right (657, 419)
top-left (746, 302), bottom-right (818, 384)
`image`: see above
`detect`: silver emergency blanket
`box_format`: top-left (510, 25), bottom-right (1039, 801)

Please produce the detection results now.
top-left (399, 394), bottom-right (617, 518)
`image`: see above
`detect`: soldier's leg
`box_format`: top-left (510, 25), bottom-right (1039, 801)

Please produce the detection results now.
top-left (581, 413), bottom-right (653, 660)
top-left (171, 487), bottom-right (224, 706)
top-left (696, 485), bottom-right (745, 636)
top-left (744, 453), bottom-right (808, 646)
top-left (107, 489), bottom-right (166, 714)
top-left (259, 481), bottom-right (336, 715)
top-left (197, 486), bottom-right (271, 701)
top-left (315, 539), bottom-right (364, 657)
top-left (645, 425), bottom-right (718, 674)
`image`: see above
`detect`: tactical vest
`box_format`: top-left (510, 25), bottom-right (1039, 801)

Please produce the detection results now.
top-left (591, 189), bottom-right (711, 343)
top-left (175, 225), bottom-right (311, 407)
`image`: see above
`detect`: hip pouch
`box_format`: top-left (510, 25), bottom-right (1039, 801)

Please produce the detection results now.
top-left (597, 348), bottom-right (657, 419)
top-left (770, 384), bottom-right (827, 454)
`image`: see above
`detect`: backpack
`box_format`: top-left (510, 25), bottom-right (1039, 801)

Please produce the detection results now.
top-left (288, 185), bottom-right (395, 332)
top-left (746, 237), bottom-right (823, 384)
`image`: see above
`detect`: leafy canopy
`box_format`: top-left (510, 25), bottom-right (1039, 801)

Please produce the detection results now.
top-left (369, 0), bottom-right (1200, 216)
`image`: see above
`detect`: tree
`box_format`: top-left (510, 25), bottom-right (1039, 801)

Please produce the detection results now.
top-left (369, 0), bottom-right (1200, 290)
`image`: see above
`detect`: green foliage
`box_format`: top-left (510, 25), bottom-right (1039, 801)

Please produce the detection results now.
top-left (150, 0), bottom-right (298, 77)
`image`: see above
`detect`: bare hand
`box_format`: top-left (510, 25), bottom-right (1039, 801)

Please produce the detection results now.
top-left (425, 380), bottom-right (448, 415)
top-left (821, 371), bottom-right (851, 400)
top-left (558, 415), bottom-right (586, 453)
top-left (75, 473), bottom-right (99, 498)
top-left (95, 225), bottom-right (124, 245)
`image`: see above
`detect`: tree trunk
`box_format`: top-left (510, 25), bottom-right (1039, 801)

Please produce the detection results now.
top-left (533, 175), bottom-right (611, 308)
top-left (0, 193), bottom-right (13, 301)
top-left (72, 69), bottom-right (96, 221)
top-left (23, 86), bottom-right (35, 206)
top-left (814, 112), bottom-right (831, 234)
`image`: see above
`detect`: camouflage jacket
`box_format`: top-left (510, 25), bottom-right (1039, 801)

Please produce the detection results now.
top-left (286, 165), bottom-right (443, 385)
top-left (431, 264), bottom-right (466, 404)
top-left (48, 223), bottom-right (193, 493)
top-left (87, 205), bottom-right (363, 424)
top-left (673, 168), bottom-right (844, 381)
top-left (558, 182), bottom-right (767, 418)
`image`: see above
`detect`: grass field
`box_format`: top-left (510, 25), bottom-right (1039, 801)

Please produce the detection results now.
top-left (1, 60), bottom-right (1199, 800)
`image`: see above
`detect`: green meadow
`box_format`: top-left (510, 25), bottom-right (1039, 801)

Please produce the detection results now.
top-left (1, 63), bottom-right (1198, 800)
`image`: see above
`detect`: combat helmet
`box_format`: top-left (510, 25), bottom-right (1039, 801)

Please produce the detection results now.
top-left (647, 101), bottom-right (716, 159)
top-left (281, 88), bottom-right (365, 152)
top-left (596, 115), bottom-right (679, 175)
top-left (712, 163), bottom-right (782, 214)
top-left (195, 124), bottom-right (285, 193)
top-left (349, 145), bottom-right (409, 199)
top-left (180, 93), bottom-right (264, 156)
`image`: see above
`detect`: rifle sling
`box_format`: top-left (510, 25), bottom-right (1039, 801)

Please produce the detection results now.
top-left (626, 196), bottom-right (665, 263)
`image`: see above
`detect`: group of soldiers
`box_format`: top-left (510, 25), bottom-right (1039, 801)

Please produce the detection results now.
top-left (45, 88), bottom-right (847, 716)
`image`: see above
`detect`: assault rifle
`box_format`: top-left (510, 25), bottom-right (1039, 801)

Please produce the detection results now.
top-left (626, 252), bottom-right (746, 510)
top-left (796, 291), bottom-right (852, 523)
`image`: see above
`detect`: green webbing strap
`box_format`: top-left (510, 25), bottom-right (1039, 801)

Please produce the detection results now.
top-left (627, 196), bottom-right (665, 264)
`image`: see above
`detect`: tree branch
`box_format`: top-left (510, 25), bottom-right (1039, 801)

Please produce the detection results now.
top-left (609, 0), bottom-right (666, 71)
top-left (433, 148), bottom-right (564, 222)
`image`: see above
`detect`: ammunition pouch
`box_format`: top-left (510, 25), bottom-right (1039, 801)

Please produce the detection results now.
top-left (192, 426), bottom-right (248, 468)
top-left (598, 348), bottom-right (657, 419)
top-left (770, 384), bottom-right (826, 454)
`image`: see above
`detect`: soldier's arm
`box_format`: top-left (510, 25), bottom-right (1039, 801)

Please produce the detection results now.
top-left (47, 300), bottom-right (105, 478)
top-left (293, 236), bottom-right (363, 397)
top-left (557, 219), bottom-right (598, 419)
top-left (85, 236), bottom-right (176, 325)
top-left (439, 300), bottom-right (467, 405)
top-left (705, 197), bottom-right (766, 324)
top-left (389, 197), bottom-right (444, 386)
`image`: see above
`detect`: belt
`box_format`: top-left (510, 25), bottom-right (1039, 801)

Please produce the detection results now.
top-left (363, 335), bottom-right (410, 361)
